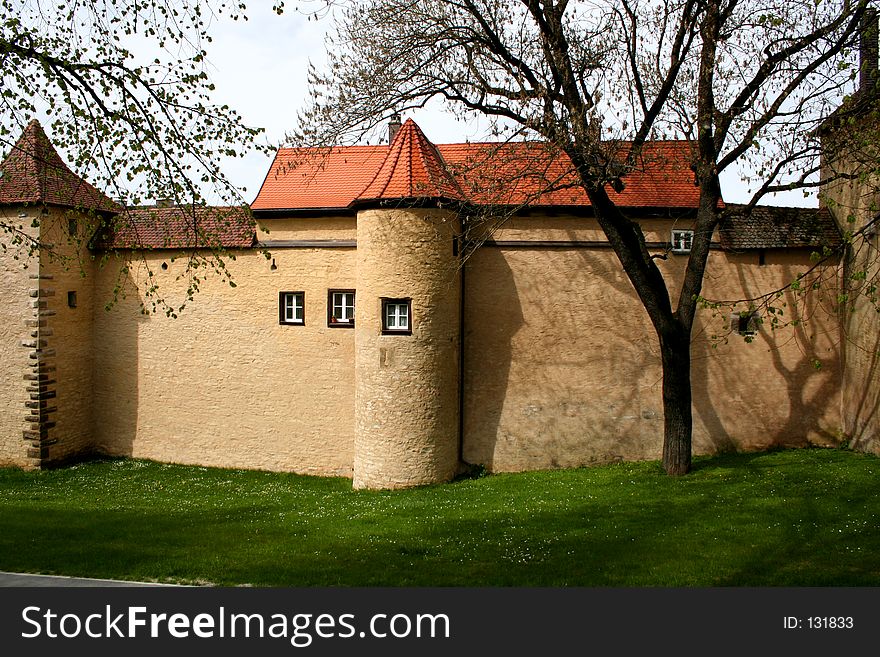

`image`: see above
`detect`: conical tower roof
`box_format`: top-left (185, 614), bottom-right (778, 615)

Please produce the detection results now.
top-left (0, 119), bottom-right (118, 212)
top-left (353, 118), bottom-right (465, 206)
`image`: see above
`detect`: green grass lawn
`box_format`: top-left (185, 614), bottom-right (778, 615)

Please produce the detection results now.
top-left (0, 448), bottom-right (877, 586)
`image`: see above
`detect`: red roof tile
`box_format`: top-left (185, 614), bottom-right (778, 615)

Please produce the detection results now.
top-left (251, 120), bottom-right (700, 212)
top-left (354, 119), bottom-right (464, 204)
top-left (0, 120), bottom-right (118, 212)
top-left (250, 145), bottom-right (388, 211)
top-left (93, 205), bottom-right (255, 250)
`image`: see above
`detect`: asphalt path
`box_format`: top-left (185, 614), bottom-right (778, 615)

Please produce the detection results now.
top-left (0, 571), bottom-right (181, 587)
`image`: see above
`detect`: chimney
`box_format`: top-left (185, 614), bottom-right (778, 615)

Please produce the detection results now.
top-left (860, 7), bottom-right (879, 93)
top-left (388, 113), bottom-right (402, 143)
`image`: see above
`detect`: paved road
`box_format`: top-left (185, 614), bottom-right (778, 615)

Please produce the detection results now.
top-left (0, 571), bottom-right (181, 587)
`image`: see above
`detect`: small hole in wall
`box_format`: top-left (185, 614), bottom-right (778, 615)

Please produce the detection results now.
top-left (67, 291), bottom-right (77, 308)
top-left (270, 258), bottom-right (277, 271)
top-left (161, 262), bottom-right (168, 270)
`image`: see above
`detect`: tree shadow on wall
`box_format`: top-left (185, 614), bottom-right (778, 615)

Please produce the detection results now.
top-left (461, 238), bottom-right (654, 470)
top-left (691, 259), bottom-right (842, 452)
top-left (844, 319), bottom-right (880, 452)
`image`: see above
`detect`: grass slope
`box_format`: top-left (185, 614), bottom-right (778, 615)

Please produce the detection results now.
top-left (0, 448), bottom-right (877, 586)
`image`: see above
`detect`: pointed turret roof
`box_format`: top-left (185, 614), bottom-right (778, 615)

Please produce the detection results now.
top-left (352, 118), bottom-right (465, 206)
top-left (0, 120), bottom-right (118, 212)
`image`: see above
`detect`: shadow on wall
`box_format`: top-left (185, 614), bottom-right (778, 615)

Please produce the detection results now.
top-left (845, 320), bottom-right (880, 452)
top-left (463, 240), bottom-right (663, 471)
top-left (92, 257), bottom-right (142, 459)
top-left (692, 257), bottom-right (842, 453)
top-left (462, 249), bottom-right (522, 470)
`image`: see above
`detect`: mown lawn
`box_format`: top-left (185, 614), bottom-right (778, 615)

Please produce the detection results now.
top-left (0, 448), bottom-right (877, 586)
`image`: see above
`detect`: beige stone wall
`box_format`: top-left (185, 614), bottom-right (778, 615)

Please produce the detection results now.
top-left (822, 128), bottom-right (880, 455)
top-left (487, 215), bottom-right (703, 245)
top-left (0, 206), bottom-right (36, 466)
top-left (0, 205), bottom-right (97, 467)
top-left (693, 249), bottom-right (842, 450)
top-left (256, 215), bottom-right (356, 242)
top-left (91, 244), bottom-right (357, 476)
top-left (463, 218), bottom-right (842, 473)
top-left (353, 208), bottom-right (461, 489)
top-left (37, 207), bottom-right (98, 464)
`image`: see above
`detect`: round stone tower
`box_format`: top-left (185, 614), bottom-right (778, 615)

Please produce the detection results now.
top-left (351, 119), bottom-right (464, 489)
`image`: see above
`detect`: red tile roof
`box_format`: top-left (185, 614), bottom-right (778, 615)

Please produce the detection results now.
top-left (251, 120), bottom-right (701, 212)
top-left (251, 145), bottom-right (388, 211)
top-left (0, 120), bottom-right (118, 212)
top-left (439, 140), bottom-right (699, 208)
top-left (93, 205), bottom-right (255, 250)
top-left (354, 119), bottom-right (464, 204)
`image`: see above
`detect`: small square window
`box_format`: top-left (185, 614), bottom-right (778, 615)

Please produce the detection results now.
top-left (279, 291), bottom-right (304, 325)
top-left (328, 290), bottom-right (355, 327)
top-left (731, 310), bottom-right (760, 338)
top-left (671, 229), bottom-right (694, 254)
top-left (382, 298), bottom-right (412, 335)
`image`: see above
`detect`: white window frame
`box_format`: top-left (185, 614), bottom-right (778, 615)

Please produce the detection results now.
top-left (382, 298), bottom-right (412, 334)
top-left (671, 229), bottom-right (694, 254)
top-left (329, 290), bottom-right (355, 326)
top-left (279, 291), bottom-right (305, 325)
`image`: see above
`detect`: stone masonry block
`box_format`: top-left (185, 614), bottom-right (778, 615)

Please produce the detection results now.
top-left (21, 339), bottom-right (49, 349)
top-left (27, 447), bottom-right (51, 460)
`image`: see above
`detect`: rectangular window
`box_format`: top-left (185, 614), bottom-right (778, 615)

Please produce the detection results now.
top-left (328, 290), bottom-right (355, 327)
top-left (67, 291), bottom-right (77, 308)
top-left (279, 291), bottom-right (304, 325)
top-left (671, 229), bottom-right (694, 254)
top-left (382, 298), bottom-right (412, 334)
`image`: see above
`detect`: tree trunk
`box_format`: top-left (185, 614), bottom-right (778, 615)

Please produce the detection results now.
top-left (660, 323), bottom-right (693, 475)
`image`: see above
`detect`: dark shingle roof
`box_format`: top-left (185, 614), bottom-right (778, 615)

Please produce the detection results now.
top-left (0, 120), bottom-right (119, 213)
top-left (719, 204), bottom-right (842, 251)
top-left (92, 205), bottom-right (255, 250)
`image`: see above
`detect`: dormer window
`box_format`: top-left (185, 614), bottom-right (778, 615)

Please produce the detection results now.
top-left (671, 229), bottom-right (694, 254)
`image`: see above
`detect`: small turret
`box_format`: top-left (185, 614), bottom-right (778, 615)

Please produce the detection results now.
top-left (351, 118), bottom-right (465, 489)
